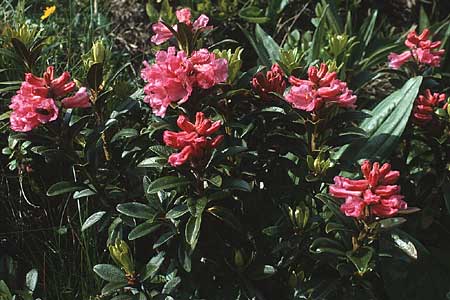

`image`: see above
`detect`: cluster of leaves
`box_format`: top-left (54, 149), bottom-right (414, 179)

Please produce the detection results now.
top-left (1, 1), bottom-right (450, 300)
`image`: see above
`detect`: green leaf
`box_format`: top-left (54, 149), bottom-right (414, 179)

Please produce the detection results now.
top-left (222, 178), bottom-right (252, 192)
top-left (255, 24), bottom-right (280, 63)
top-left (207, 206), bottom-right (242, 232)
top-left (147, 176), bottom-right (189, 194)
top-left (117, 202), bottom-right (155, 219)
top-left (87, 62), bottom-right (103, 91)
top-left (25, 269), bottom-right (38, 292)
top-left (310, 237), bottom-right (346, 256)
top-left (93, 264), bottom-right (127, 283)
top-left (101, 281), bottom-right (128, 295)
top-left (128, 222), bottom-right (161, 240)
top-left (378, 217), bottom-right (407, 230)
top-left (11, 38), bottom-right (30, 64)
top-left (239, 6), bottom-right (270, 24)
top-left (308, 5), bottom-right (328, 64)
top-left (0, 280), bottom-right (12, 299)
top-left (141, 251), bottom-right (165, 281)
top-left (47, 181), bottom-right (86, 196)
top-left (321, 0), bottom-right (342, 34)
top-left (82, 211), bottom-right (107, 231)
top-left (419, 5), bottom-right (430, 33)
top-left (178, 242), bottom-right (192, 272)
top-left (153, 230), bottom-right (176, 248)
top-left (162, 277), bottom-right (181, 294)
top-left (185, 216), bottom-right (202, 249)
top-left (138, 157), bottom-right (167, 168)
top-left (111, 128), bottom-right (138, 142)
top-left (238, 24), bottom-right (270, 66)
top-left (336, 76), bottom-right (423, 163)
top-left (166, 204), bottom-right (189, 219)
top-left (73, 188), bottom-right (97, 199)
top-left (187, 196), bottom-right (208, 217)
top-left (346, 246), bottom-right (374, 274)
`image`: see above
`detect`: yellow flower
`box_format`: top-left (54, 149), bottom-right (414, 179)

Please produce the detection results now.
top-left (41, 5), bottom-right (56, 20)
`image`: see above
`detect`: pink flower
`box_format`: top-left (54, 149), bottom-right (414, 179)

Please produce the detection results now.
top-left (61, 87), bottom-right (91, 108)
top-left (252, 64), bottom-right (286, 101)
top-left (285, 63), bottom-right (356, 112)
top-left (412, 89), bottom-right (446, 125)
top-left (9, 94), bottom-right (59, 132)
top-left (388, 51), bottom-right (412, 69)
top-left (141, 47), bottom-right (194, 117)
top-left (329, 161), bottom-right (407, 219)
top-left (193, 14), bottom-right (211, 31)
top-left (150, 8), bottom-right (212, 45)
top-left (150, 22), bottom-right (174, 45)
top-left (141, 48), bottom-right (227, 117)
top-left (8, 66), bottom-right (81, 132)
top-left (190, 49), bottom-right (228, 89)
top-left (163, 112), bottom-right (223, 167)
top-left (388, 28), bottom-right (445, 69)
top-left (340, 196), bottom-right (366, 219)
top-left (176, 8), bottom-right (192, 25)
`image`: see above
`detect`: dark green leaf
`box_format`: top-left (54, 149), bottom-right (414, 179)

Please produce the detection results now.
top-left (25, 269), bottom-right (38, 292)
top-left (117, 202), bottom-right (155, 220)
top-left (147, 176), bottom-right (189, 194)
top-left (346, 246), bottom-right (374, 274)
top-left (166, 204), bottom-right (189, 219)
top-left (87, 63), bottom-right (103, 91)
top-left (93, 264), bottom-right (127, 283)
top-left (207, 206), bottom-right (242, 232)
top-left (141, 251), bottom-right (165, 281)
top-left (82, 211), bottom-right (107, 231)
top-left (128, 222), bottom-right (161, 240)
top-left (255, 24), bottom-right (280, 63)
top-left (185, 216), bottom-right (202, 249)
top-left (47, 181), bottom-right (86, 196)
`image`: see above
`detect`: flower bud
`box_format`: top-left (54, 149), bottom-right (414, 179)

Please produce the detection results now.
top-left (109, 239), bottom-right (134, 275)
top-left (93, 40), bottom-right (107, 64)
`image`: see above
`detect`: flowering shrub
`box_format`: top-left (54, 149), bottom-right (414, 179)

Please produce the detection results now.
top-left (1, 1), bottom-right (450, 300)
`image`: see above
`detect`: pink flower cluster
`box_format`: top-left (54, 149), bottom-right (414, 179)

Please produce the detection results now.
top-left (163, 112), bottom-right (223, 167)
top-left (9, 66), bottom-right (90, 132)
top-left (151, 8), bottom-right (211, 45)
top-left (251, 64), bottom-right (286, 101)
top-left (413, 89), bottom-right (447, 125)
top-left (329, 161), bottom-right (407, 219)
top-left (284, 63), bottom-right (356, 112)
top-left (388, 28), bottom-right (445, 69)
top-left (141, 47), bottom-right (227, 117)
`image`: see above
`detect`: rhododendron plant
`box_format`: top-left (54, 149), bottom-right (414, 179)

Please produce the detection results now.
top-left (329, 161), bottom-right (407, 219)
top-left (163, 112), bottom-right (223, 166)
top-left (388, 28), bottom-right (445, 69)
top-left (285, 63), bottom-right (356, 112)
top-left (3, 2), bottom-right (450, 300)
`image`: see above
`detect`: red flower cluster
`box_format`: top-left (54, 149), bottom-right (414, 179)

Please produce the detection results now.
top-left (412, 89), bottom-right (447, 125)
top-left (151, 8), bottom-right (211, 45)
top-left (163, 112), bottom-right (224, 167)
top-left (251, 64), bottom-right (286, 101)
top-left (388, 28), bottom-right (445, 69)
top-left (284, 63), bottom-right (356, 112)
top-left (141, 47), bottom-right (227, 117)
top-left (329, 161), bottom-right (407, 219)
top-left (9, 66), bottom-right (90, 132)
